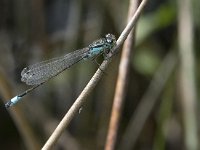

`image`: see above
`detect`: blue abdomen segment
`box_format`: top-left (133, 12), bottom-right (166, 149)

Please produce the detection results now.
top-left (5, 96), bottom-right (22, 108)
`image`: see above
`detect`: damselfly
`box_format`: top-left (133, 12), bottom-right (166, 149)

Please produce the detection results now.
top-left (5, 33), bottom-right (116, 108)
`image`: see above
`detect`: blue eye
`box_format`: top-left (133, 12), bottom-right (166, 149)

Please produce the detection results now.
top-left (105, 33), bottom-right (116, 44)
top-left (107, 38), bottom-right (112, 43)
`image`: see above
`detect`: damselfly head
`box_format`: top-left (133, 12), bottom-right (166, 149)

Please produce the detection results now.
top-left (105, 34), bottom-right (116, 46)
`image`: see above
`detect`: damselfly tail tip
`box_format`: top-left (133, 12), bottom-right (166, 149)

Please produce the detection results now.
top-left (5, 101), bottom-right (13, 108)
top-left (5, 96), bottom-right (22, 108)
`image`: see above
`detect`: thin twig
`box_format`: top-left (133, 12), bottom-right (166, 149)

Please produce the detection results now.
top-left (42, 0), bottom-right (149, 149)
top-left (177, 0), bottom-right (198, 149)
top-left (113, 0), bottom-right (148, 51)
top-left (118, 51), bottom-right (177, 150)
top-left (104, 0), bottom-right (138, 149)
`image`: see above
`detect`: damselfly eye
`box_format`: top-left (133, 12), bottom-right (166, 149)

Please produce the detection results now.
top-left (107, 38), bottom-right (112, 43)
top-left (105, 33), bottom-right (116, 44)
